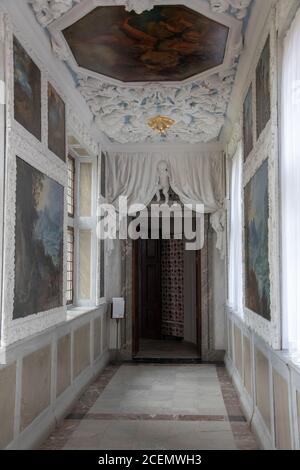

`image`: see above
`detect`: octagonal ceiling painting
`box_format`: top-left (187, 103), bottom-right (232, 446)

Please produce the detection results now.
top-left (62, 5), bottom-right (229, 82)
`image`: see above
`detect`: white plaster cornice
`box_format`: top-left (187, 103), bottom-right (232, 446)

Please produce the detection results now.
top-left (103, 141), bottom-right (224, 153)
top-left (29, 0), bottom-right (253, 26)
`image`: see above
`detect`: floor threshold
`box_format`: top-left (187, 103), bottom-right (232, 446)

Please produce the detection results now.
top-left (130, 357), bottom-right (222, 365)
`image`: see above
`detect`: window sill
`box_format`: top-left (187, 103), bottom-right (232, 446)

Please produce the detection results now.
top-left (66, 306), bottom-right (100, 321)
top-left (0, 305), bottom-right (108, 364)
top-left (273, 349), bottom-right (300, 375)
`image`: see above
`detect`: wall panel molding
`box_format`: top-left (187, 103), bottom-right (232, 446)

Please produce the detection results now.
top-left (1, 305), bottom-right (110, 449)
top-left (226, 308), bottom-right (300, 450)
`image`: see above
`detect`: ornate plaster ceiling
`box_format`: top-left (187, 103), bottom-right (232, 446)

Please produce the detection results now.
top-left (77, 70), bottom-right (236, 143)
top-left (29, 0), bottom-right (253, 144)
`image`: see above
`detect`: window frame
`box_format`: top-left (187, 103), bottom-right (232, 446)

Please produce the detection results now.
top-left (66, 149), bottom-right (77, 308)
top-left (66, 226), bottom-right (74, 306)
top-left (67, 154), bottom-right (75, 218)
top-left (227, 143), bottom-right (244, 317)
top-left (0, 30), bottom-right (5, 334)
top-left (98, 152), bottom-right (106, 303)
top-left (67, 146), bottom-right (106, 309)
top-left (280, 6), bottom-right (300, 355)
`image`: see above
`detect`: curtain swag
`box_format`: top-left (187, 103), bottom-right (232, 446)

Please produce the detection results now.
top-left (105, 151), bottom-right (226, 258)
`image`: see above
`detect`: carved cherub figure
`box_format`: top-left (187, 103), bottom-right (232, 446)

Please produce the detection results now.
top-left (209, 0), bottom-right (251, 19)
top-left (156, 160), bottom-right (170, 204)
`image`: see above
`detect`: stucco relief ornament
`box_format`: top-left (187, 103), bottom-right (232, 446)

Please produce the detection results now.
top-left (114, 0), bottom-right (154, 14)
top-left (51, 35), bottom-right (70, 61)
top-left (29, 0), bottom-right (253, 27)
top-left (209, 0), bottom-right (252, 19)
top-left (77, 68), bottom-right (236, 143)
top-left (29, 0), bottom-right (81, 26)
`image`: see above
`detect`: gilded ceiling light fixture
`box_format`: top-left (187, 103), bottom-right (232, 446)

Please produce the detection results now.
top-left (148, 115), bottom-right (175, 135)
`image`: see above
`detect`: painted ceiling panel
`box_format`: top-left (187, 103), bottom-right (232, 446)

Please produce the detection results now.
top-left (62, 5), bottom-right (229, 82)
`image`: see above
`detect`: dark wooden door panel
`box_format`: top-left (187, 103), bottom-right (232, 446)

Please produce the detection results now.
top-left (132, 240), bottom-right (139, 356)
top-left (139, 239), bottom-right (161, 340)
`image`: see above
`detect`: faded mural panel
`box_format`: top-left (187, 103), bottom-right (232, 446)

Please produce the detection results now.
top-left (14, 157), bottom-right (64, 318)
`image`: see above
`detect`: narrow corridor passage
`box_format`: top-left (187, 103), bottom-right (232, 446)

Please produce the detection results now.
top-left (41, 364), bottom-right (258, 450)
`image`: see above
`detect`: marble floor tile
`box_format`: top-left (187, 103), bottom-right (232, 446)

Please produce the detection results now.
top-left (41, 363), bottom-right (258, 450)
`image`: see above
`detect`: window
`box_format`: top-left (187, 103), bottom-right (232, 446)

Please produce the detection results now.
top-left (67, 156), bottom-right (75, 217)
top-left (228, 145), bottom-right (243, 316)
top-left (79, 229), bottom-right (92, 300)
top-left (99, 152), bottom-right (106, 299)
top-left (67, 155), bottom-right (76, 305)
top-left (66, 227), bottom-right (74, 305)
top-left (80, 162), bottom-right (92, 217)
top-left (281, 8), bottom-right (300, 354)
top-left (100, 239), bottom-right (105, 299)
top-left (67, 138), bottom-right (105, 308)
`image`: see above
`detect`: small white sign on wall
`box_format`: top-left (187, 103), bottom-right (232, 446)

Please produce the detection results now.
top-left (112, 298), bottom-right (125, 319)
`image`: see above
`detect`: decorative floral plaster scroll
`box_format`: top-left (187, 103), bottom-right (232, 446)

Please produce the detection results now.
top-left (77, 69), bottom-right (237, 144)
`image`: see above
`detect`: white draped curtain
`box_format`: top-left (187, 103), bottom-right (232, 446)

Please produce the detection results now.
top-left (106, 151), bottom-right (224, 213)
top-left (228, 144), bottom-right (243, 316)
top-left (281, 8), bottom-right (300, 354)
top-left (105, 150), bottom-right (225, 256)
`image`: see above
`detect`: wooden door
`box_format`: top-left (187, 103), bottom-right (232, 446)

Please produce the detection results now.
top-left (138, 239), bottom-right (162, 340)
top-left (132, 240), bottom-right (139, 356)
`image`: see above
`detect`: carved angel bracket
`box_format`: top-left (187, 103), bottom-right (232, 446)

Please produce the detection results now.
top-left (114, 0), bottom-right (154, 14)
top-left (209, 0), bottom-right (252, 20)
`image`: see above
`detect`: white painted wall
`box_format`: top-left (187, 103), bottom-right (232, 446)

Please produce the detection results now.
top-left (184, 250), bottom-right (197, 345)
top-left (211, 232), bottom-right (226, 351)
top-left (105, 239), bottom-right (123, 350)
top-left (106, 240), bottom-right (123, 300)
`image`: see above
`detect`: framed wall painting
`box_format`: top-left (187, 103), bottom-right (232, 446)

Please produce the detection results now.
top-left (13, 157), bottom-right (64, 319)
top-left (256, 36), bottom-right (271, 139)
top-left (13, 37), bottom-right (41, 141)
top-left (243, 84), bottom-right (254, 161)
top-left (244, 159), bottom-right (271, 321)
top-left (48, 83), bottom-right (66, 162)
